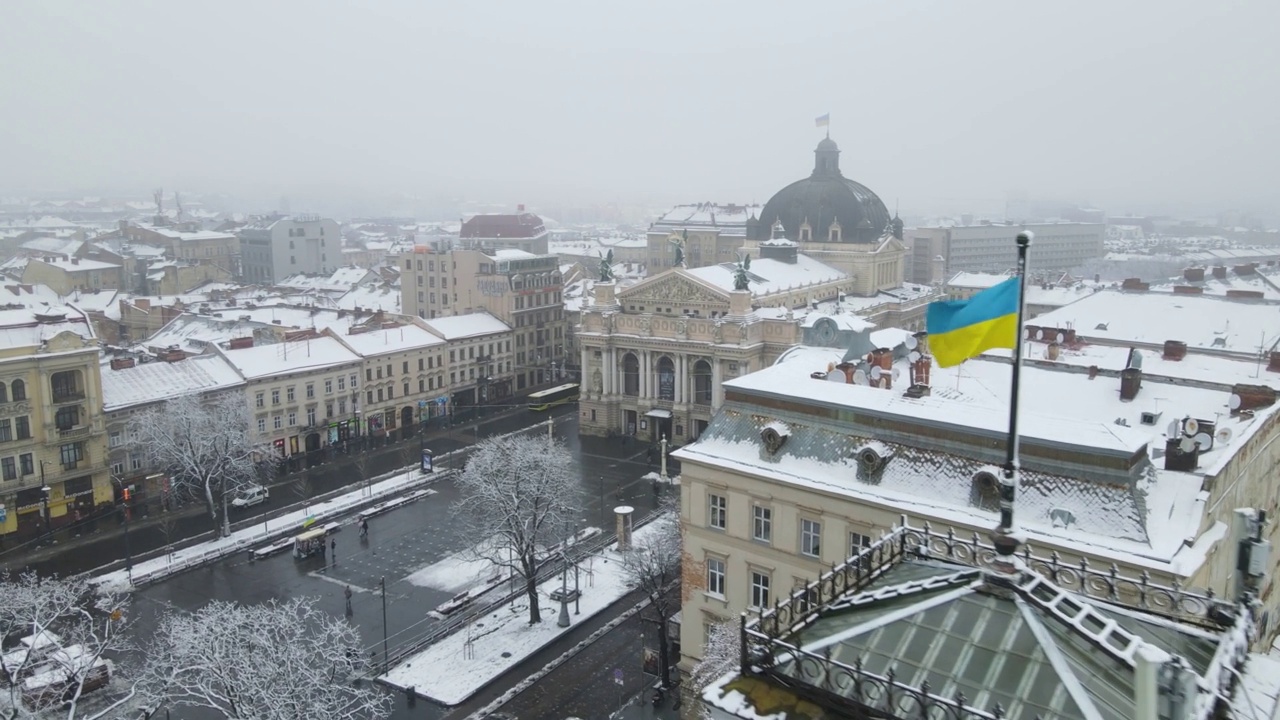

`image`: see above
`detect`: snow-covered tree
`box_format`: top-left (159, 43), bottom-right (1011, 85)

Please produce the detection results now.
top-left (619, 509), bottom-right (681, 688)
top-left (0, 573), bottom-right (133, 720)
top-left (453, 434), bottom-right (582, 624)
top-left (691, 619), bottom-right (741, 718)
top-left (130, 392), bottom-right (266, 536)
top-left (137, 597), bottom-right (390, 720)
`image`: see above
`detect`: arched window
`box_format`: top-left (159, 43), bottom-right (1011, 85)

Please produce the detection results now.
top-left (0, 382), bottom-right (6, 404)
top-left (693, 360), bottom-right (713, 404)
top-left (622, 353), bottom-right (639, 396)
top-left (12, 378), bottom-right (27, 401)
top-left (657, 356), bottom-right (675, 401)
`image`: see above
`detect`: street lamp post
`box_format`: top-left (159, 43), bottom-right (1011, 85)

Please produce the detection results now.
top-left (39, 483), bottom-right (52, 539)
top-left (380, 576), bottom-right (389, 673)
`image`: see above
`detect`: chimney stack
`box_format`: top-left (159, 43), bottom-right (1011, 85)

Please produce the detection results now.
top-left (1162, 340), bottom-right (1187, 361)
top-left (1119, 367), bottom-right (1142, 401)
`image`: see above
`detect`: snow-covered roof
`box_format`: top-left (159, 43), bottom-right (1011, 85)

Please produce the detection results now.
top-left (0, 306), bottom-right (96, 348)
top-left (336, 284), bottom-right (400, 313)
top-left (19, 237), bottom-right (84, 256)
top-left (683, 352), bottom-right (1276, 570)
top-left (277, 267), bottom-right (376, 293)
top-left (651, 203), bottom-right (761, 232)
top-left (686, 255), bottom-right (846, 297)
top-left (101, 353), bottom-right (245, 412)
top-left (946, 271), bottom-right (1010, 289)
top-left (0, 282), bottom-right (63, 308)
top-left (32, 257), bottom-right (120, 271)
top-left (1032, 290), bottom-right (1280, 356)
top-left (421, 313), bottom-right (510, 340)
top-left (218, 337), bottom-right (361, 380)
top-left (337, 324), bottom-right (445, 357)
top-left (144, 228), bottom-right (236, 242)
top-left (491, 248), bottom-right (540, 260)
top-left (799, 313), bottom-right (873, 332)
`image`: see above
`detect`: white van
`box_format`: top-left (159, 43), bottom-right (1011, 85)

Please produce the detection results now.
top-left (230, 484), bottom-right (269, 509)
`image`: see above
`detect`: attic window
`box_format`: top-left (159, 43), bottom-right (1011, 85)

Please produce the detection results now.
top-left (829, 223), bottom-right (842, 242)
top-left (799, 225), bottom-right (812, 242)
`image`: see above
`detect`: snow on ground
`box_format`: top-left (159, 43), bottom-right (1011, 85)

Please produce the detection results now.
top-left (92, 467), bottom-right (443, 594)
top-left (382, 518), bottom-right (667, 705)
top-left (405, 540), bottom-right (504, 594)
top-left (641, 471), bottom-right (681, 485)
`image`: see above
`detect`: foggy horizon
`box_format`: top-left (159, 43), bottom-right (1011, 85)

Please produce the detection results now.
top-left (3, 1), bottom-right (1277, 222)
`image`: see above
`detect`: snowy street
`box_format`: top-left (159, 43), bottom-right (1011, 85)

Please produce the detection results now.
top-left (121, 411), bottom-right (673, 720)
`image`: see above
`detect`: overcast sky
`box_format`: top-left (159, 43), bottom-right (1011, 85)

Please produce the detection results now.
top-left (2, 1), bottom-right (1275, 219)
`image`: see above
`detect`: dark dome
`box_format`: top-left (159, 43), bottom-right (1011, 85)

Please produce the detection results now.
top-left (751, 137), bottom-right (890, 244)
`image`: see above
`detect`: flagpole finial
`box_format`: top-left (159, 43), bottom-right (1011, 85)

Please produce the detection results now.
top-left (1017, 231), bottom-right (1033, 248)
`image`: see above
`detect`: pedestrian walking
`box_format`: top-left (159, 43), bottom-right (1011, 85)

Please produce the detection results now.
top-left (344, 585), bottom-right (353, 615)
top-left (330, 537), bottom-right (337, 566)
top-left (360, 518), bottom-right (369, 539)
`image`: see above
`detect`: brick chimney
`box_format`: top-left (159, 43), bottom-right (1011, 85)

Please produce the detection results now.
top-left (1162, 340), bottom-right (1187, 361)
top-left (1230, 384), bottom-right (1278, 414)
top-left (1183, 267), bottom-right (1205, 282)
top-left (229, 337), bottom-right (254, 349)
top-left (1119, 367), bottom-right (1142, 401)
top-left (1268, 351), bottom-right (1280, 373)
top-left (1212, 266), bottom-right (1228, 279)
top-left (109, 357), bottom-right (136, 371)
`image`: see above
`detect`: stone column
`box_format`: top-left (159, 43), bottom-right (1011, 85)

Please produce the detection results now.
top-left (674, 355), bottom-right (683, 404)
top-left (603, 348), bottom-right (613, 396)
top-left (711, 358), bottom-right (723, 407)
top-left (581, 346), bottom-right (591, 396)
top-left (639, 350), bottom-right (648, 399)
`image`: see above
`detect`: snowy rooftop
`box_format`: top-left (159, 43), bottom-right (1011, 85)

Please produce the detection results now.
top-left (1031, 290), bottom-right (1280, 356)
top-left (687, 255), bottom-right (846, 297)
top-left (0, 306), bottom-right (96, 348)
top-left (421, 312), bottom-right (510, 340)
top-left (337, 324), bottom-right (445, 356)
top-left (651, 202), bottom-right (761, 232)
top-left (490, 248), bottom-right (540, 260)
top-left (144, 228), bottom-right (236, 242)
top-left (277, 267), bottom-right (375, 293)
top-left (218, 337), bottom-right (361, 380)
top-left (684, 353), bottom-right (1277, 569)
top-left (336, 284), bottom-right (400, 313)
top-left (139, 304), bottom-right (379, 353)
top-left (32, 257), bottom-right (120, 271)
top-left (101, 353), bottom-right (245, 412)
top-left (946, 271), bottom-right (1010, 289)
top-left (19, 237), bottom-right (84, 256)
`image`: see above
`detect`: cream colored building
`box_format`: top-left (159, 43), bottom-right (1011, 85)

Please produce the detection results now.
top-left (214, 336), bottom-right (364, 461)
top-left (0, 306), bottom-right (112, 541)
top-left (21, 257), bottom-right (123, 295)
top-left (674, 322), bottom-right (1280, 685)
top-left (328, 321), bottom-right (450, 437)
top-left (400, 247), bottom-right (566, 393)
top-left (576, 243), bottom-right (852, 443)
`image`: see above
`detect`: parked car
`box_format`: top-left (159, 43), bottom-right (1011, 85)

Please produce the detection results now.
top-left (230, 484), bottom-right (269, 509)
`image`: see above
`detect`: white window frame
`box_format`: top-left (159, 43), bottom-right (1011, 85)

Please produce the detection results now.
top-left (706, 557), bottom-right (725, 598)
top-left (801, 518), bottom-right (822, 558)
top-left (750, 570), bottom-right (771, 609)
top-left (850, 531), bottom-right (873, 557)
top-left (752, 505), bottom-right (772, 543)
top-left (708, 493), bottom-right (726, 530)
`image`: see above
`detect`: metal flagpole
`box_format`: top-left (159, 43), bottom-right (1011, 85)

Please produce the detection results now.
top-left (994, 231), bottom-right (1033, 568)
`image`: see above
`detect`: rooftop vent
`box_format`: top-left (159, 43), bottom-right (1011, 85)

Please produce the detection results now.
top-left (1162, 340), bottom-right (1188, 361)
top-left (1140, 411), bottom-right (1162, 426)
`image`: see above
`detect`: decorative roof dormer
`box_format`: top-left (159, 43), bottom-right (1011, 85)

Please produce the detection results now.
top-left (829, 220), bottom-right (842, 243)
top-left (798, 218), bottom-right (812, 243)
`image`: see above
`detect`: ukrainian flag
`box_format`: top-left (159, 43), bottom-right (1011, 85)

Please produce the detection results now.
top-left (926, 277), bottom-right (1021, 367)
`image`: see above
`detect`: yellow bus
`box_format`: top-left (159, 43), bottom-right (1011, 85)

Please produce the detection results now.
top-left (527, 383), bottom-right (580, 411)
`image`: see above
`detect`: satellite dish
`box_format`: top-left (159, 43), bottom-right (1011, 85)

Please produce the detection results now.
top-left (1183, 418), bottom-right (1200, 436)
top-left (1179, 437), bottom-right (1196, 453)
top-left (1166, 420), bottom-right (1181, 438)
top-left (870, 366), bottom-right (883, 381)
top-left (1056, 332), bottom-right (1066, 343)
top-left (1193, 433), bottom-right (1213, 451)
top-left (904, 335), bottom-right (918, 350)
top-left (891, 367), bottom-right (901, 381)
top-left (908, 351), bottom-right (922, 363)
top-left (1229, 394), bottom-right (1242, 410)
top-left (1216, 427), bottom-right (1234, 444)
top-left (853, 369), bottom-right (869, 385)
top-left (825, 370), bottom-right (845, 383)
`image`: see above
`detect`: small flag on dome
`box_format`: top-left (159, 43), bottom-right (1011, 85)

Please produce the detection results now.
top-left (815, 113), bottom-right (830, 128)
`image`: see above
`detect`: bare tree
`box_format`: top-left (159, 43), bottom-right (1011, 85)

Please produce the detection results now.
top-left (136, 597), bottom-right (391, 720)
top-left (619, 510), bottom-right (681, 688)
top-left (130, 392), bottom-right (265, 537)
top-left (0, 573), bottom-right (133, 720)
top-left (690, 619), bottom-right (741, 718)
top-left (453, 434), bottom-right (581, 624)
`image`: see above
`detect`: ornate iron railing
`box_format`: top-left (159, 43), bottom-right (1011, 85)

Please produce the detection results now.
top-left (899, 518), bottom-right (1223, 627)
top-left (736, 516), bottom-right (1238, 720)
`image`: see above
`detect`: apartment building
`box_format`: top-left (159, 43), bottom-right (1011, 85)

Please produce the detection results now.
top-left (330, 322), bottom-right (450, 437)
top-left (0, 307), bottom-right (111, 542)
top-left (21, 257), bottom-right (123, 295)
top-left (238, 215), bottom-right (340, 283)
top-left (458, 212), bottom-right (549, 255)
top-left (400, 247), bottom-right (566, 392)
top-left (675, 300), bottom-right (1280, 684)
top-left (907, 222), bottom-right (1105, 283)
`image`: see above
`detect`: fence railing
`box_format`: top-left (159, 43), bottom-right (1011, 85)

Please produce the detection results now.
top-left (739, 516), bottom-right (1243, 720)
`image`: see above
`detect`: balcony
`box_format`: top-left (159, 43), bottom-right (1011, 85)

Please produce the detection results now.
top-left (476, 355), bottom-right (493, 364)
top-left (51, 391), bottom-right (86, 405)
top-left (57, 425), bottom-right (90, 439)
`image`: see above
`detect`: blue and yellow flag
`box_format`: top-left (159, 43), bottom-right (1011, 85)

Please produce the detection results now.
top-left (926, 277), bottom-right (1021, 367)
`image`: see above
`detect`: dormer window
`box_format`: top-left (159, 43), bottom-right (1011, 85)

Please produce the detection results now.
top-left (799, 220), bottom-right (812, 242)
top-left (829, 221), bottom-right (842, 242)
